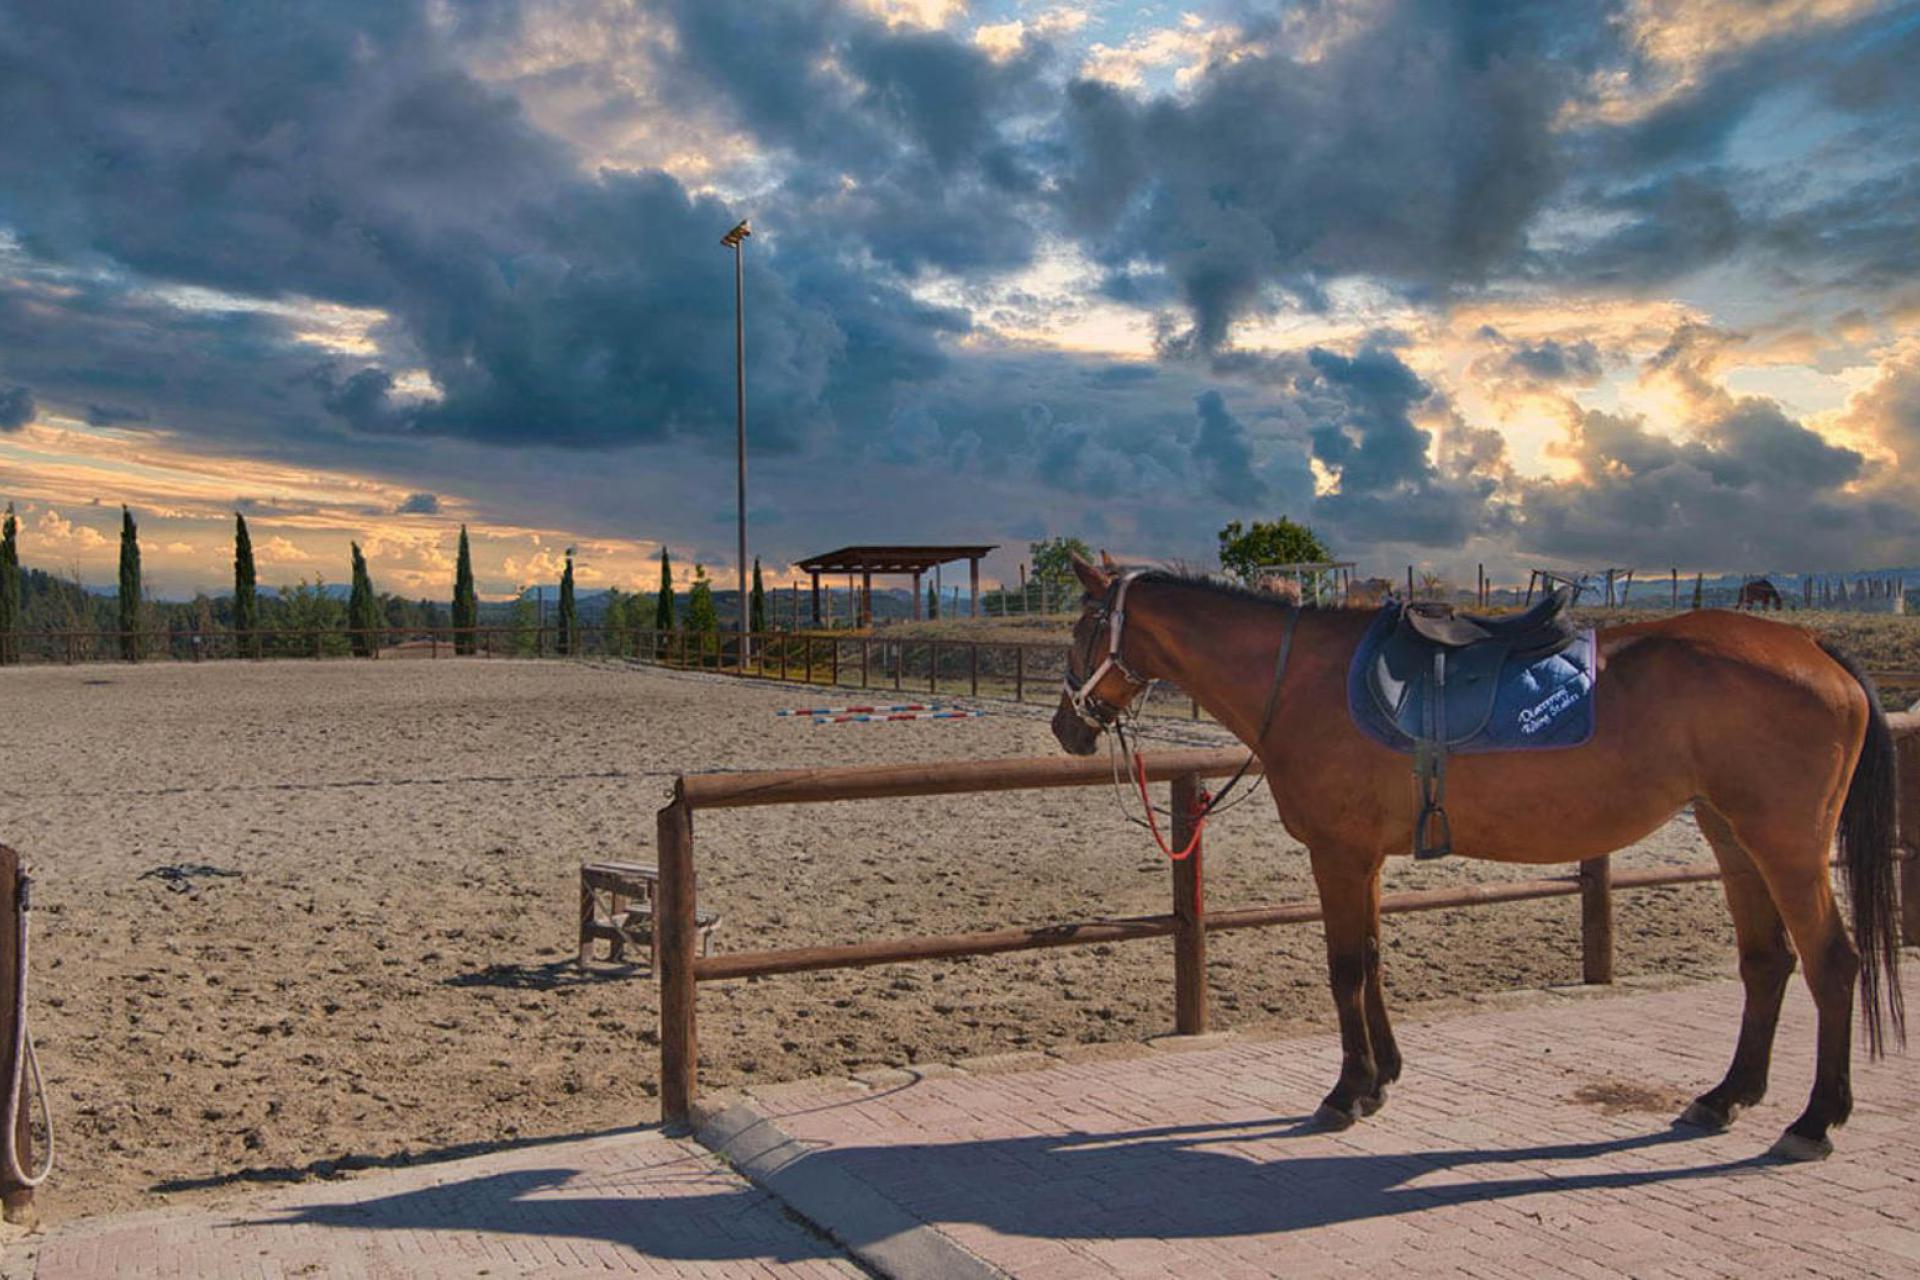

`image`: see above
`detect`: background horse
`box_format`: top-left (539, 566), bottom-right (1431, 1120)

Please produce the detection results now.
top-left (1739, 577), bottom-right (1785, 611)
top-left (1053, 556), bottom-right (1902, 1161)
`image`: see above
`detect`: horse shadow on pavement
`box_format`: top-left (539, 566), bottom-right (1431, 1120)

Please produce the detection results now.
top-left (241, 1114), bottom-right (1775, 1261)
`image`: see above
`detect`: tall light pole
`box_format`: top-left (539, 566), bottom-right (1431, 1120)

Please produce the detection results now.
top-left (721, 218), bottom-right (752, 661)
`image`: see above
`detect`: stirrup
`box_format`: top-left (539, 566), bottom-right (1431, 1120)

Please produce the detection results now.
top-left (1414, 805), bottom-right (1452, 860)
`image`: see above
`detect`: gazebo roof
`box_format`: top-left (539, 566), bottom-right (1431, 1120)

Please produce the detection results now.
top-left (794, 544), bottom-right (997, 575)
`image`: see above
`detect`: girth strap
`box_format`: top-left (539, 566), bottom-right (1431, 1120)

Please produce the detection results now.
top-left (1413, 650), bottom-right (1452, 860)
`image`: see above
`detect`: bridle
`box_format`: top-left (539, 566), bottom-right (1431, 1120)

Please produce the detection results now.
top-left (1062, 571), bottom-right (1303, 842)
top-left (1061, 572), bottom-right (1151, 731)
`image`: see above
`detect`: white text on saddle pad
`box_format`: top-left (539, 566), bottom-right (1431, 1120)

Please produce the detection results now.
top-left (1519, 685), bottom-right (1579, 734)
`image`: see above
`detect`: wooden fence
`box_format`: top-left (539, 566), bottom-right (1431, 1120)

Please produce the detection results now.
top-left (654, 711), bottom-right (1920, 1127)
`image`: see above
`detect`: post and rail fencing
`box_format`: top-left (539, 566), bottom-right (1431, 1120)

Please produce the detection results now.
top-left (654, 710), bottom-right (1920, 1127)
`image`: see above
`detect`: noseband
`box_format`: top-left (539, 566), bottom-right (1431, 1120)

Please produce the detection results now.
top-left (1062, 573), bottom-right (1151, 731)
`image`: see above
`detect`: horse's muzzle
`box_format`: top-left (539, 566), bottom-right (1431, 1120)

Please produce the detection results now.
top-left (1051, 696), bottom-right (1101, 756)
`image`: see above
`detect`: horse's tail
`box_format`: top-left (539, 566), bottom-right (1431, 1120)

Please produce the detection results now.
top-left (1820, 640), bottom-right (1905, 1057)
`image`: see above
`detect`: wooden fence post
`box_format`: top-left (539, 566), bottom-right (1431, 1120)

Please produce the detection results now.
top-left (1014, 646), bottom-right (1024, 702)
top-left (1171, 775), bottom-right (1207, 1034)
top-left (657, 790), bottom-right (698, 1128)
top-left (1897, 735), bottom-right (1920, 947)
top-left (929, 641), bottom-right (939, 695)
top-left (1579, 855), bottom-right (1614, 984)
top-left (969, 643), bottom-right (978, 698)
top-left (1, 845), bottom-right (35, 1223)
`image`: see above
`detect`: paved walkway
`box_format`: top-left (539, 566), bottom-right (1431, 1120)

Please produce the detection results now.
top-left (9, 976), bottom-right (1918, 1277)
top-left (713, 977), bottom-right (1919, 1279)
top-left (14, 1128), bottom-right (862, 1278)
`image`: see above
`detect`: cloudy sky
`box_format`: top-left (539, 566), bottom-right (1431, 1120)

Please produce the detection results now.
top-left (1, 0), bottom-right (1917, 599)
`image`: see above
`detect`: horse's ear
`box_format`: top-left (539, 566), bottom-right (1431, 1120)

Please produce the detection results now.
top-left (1069, 551), bottom-right (1108, 593)
top-left (1098, 549), bottom-right (1118, 571)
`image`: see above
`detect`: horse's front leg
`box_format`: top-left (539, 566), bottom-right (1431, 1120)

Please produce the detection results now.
top-left (1309, 845), bottom-right (1389, 1128)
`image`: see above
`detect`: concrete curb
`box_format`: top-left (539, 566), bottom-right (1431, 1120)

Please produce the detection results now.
top-left (697, 1099), bottom-right (1009, 1280)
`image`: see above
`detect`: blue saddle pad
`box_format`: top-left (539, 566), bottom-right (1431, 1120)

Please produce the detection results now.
top-left (1346, 607), bottom-right (1598, 754)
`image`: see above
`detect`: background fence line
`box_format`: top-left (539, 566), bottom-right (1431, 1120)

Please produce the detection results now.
top-left (10, 625), bottom-right (1920, 724)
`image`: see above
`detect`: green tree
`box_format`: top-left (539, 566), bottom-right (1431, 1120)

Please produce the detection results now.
top-left (557, 548), bottom-right (577, 656)
top-left (1692, 573), bottom-right (1704, 610)
top-left (233, 513), bottom-right (259, 658)
top-left (117, 505), bottom-right (142, 661)
top-left (508, 591), bottom-right (538, 655)
top-left (750, 557), bottom-right (767, 634)
top-left (687, 563), bottom-right (717, 667)
top-left (277, 576), bottom-right (347, 655)
top-left (926, 580), bottom-right (939, 619)
top-left (1028, 536), bottom-right (1093, 598)
top-left (452, 524), bottom-right (477, 655)
top-left (0, 504), bottom-right (18, 665)
top-left (603, 587), bottom-right (628, 657)
top-left (348, 542), bottom-right (382, 656)
top-left (1217, 518), bottom-right (1331, 583)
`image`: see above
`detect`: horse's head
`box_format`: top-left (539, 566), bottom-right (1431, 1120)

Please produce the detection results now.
top-left (1051, 552), bottom-right (1149, 755)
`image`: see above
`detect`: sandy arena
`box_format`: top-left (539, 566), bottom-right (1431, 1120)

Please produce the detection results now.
top-left (0, 658), bottom-right (1739, 1223)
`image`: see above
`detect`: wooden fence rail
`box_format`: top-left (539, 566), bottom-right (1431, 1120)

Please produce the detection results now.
top-left (657, 713), bottom-right (1920, 1127)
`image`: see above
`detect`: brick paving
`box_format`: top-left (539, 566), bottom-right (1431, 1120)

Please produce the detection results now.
top-left (16, 1128), bottom-right (863, 1278)
top-left (10, 976), bottom-right (1918, 1277)
top-left (717, 977), bottom-right (1920, 1279)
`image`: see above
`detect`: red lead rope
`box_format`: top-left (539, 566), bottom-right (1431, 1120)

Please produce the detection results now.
top-left (1131, 753), bottom-right (1210, 861)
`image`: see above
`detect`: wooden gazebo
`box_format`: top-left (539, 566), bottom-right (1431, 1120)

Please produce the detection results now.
top-left (794, 544), bottom-right (997, 625)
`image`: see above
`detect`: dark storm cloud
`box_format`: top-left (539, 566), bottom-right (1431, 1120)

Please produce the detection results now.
top-left (1191, 390), bottom-right (1265, 506)
top-left (0, 1), bottom-right (962, 453)
top-left (1304, 348), bottom-right (1435, 494)
top-left (84, 403), bottom-right (150, 428)
top-left (396, 493), bottom-right (441, 515)
top-left (0, 385), bottom-right (31, 431)
top-left (653, 0), bottom-right (1053, 278)
top-left (1472, 330), bottom-right (1605, 386)
top-left (1053, 0), bottom-right (1616, 349)
top-left (1513, 399), bottom-right (1880, 565)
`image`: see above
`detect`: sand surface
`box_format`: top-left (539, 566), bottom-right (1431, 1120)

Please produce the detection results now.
top-left (0, 659), bottom-right (1738, 1222)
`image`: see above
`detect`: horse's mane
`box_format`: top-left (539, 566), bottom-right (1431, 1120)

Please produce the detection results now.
top-left (1131, 568), bottom-right (1373, 612)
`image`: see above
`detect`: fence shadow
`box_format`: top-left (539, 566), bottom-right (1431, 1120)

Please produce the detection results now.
top-left (445, 959), bottom-right (647, 991)
top-left (240, 1164), bottom-right (846, 1265)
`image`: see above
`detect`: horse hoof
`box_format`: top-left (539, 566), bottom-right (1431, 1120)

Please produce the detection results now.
top-left (1358, 1087), bottom-right (1388, 1117)
top-left (1677, 1101), bottom-right (1731, 1132)
top-left (1767, 1131), bottom-right (1833, 1163)
top-left (1312, 1102), bottom-right (1357, 1131)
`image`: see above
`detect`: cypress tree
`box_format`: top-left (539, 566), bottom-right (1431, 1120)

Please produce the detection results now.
top-left (348, 542), bottom-right (382, 657)
top-left (557, 548), bottom-right (577, 656)
top-left (927, 581), bottom-right (938, 620)
top-left (750, 557), bottom-right (767, 635)
top-left (654, 548), bottom-right (675, 632)
top-left (1692, 573), bottom-right (1704, 610)
top-left (452, 524), bottom-right (477, 655)
top-left (0, 504), bottom-right (18, 665)
top-left (233, 512), bottom-right (258, 658)
top-left (117, 505), bottom-right (141, 661)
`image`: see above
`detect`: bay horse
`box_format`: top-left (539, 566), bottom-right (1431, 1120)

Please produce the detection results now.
top-left (1052, 555), bottom-right (1903, 1161)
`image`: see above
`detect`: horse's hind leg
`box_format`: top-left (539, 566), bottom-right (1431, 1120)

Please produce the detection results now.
top-left (1679, 806), bottom-right (1795, 1131)
top-left (1714, 807), bottom-right (1859, 1161)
